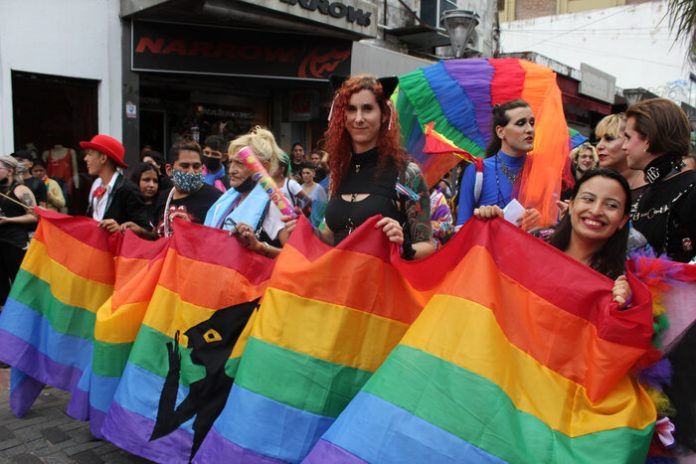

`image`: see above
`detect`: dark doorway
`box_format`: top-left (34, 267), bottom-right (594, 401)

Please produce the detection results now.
top-left (12, 71), bottom-right (99, 214)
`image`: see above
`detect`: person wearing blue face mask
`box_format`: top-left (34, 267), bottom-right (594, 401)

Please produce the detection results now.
top-left (155, 141), bottom-right (222, 236)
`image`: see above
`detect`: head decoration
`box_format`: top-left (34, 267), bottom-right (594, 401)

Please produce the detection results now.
top-left (80, 134), bottom-right (128, 168)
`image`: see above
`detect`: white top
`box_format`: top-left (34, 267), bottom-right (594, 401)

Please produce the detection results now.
top-left (282, 178), bottom-right (303, 207)
top-left (262, 202), bottom-right (286, 241)
top-left (89, 172), bottom-right (120, 221)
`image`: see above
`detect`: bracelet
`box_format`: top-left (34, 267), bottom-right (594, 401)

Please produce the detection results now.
top-left (262, 242), bottom-right (271, 257)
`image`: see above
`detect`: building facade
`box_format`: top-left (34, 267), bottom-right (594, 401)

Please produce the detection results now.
top-left (499, 0), bottom-right (695, 101)
top-left (2, 0), bottom-right (498, 174)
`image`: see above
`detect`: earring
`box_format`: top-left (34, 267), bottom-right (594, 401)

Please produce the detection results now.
top-left (386, 101), bottom-right (393, 132)
top-left (327, 96), bottom-right (337, 122)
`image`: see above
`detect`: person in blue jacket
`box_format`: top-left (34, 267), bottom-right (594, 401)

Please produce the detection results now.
top-left (455, 99), bottom-right (540, 230)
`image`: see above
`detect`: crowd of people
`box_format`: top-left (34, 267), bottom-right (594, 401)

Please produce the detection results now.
top-left (1, 76), bottom-right (695, 307)
top-left (1, 72), bottom-right (696, 458)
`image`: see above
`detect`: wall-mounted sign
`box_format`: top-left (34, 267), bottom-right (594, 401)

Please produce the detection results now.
top-left (279, 0), bottom-right (371, 26)
top-left (579, 63), bottom-right (616, 105)
top-left (132, 21), bottom-right (351, 81)
top-left (125, 100), bottom-right (137, 119)
top-left (235, 0), bottom-right (377, 37)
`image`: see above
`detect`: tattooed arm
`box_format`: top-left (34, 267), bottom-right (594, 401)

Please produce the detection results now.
top-left (402, 161), bottom-right (435, 259)
top-left (0, 185), bottom-right (38, 225)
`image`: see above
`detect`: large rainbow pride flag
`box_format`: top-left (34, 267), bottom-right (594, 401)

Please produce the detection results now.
top-left (306, 218), bottom-right (657, 463)
top-left (87, 231), bottom-right (169, 437)
top-left (397, 58), bottom-right (572, 225)
top-left (195, 216), bottom-right (425, 463)
top-left (194, 217), bottom-right (656, 463)
top-left (0, 212), bottom-right (661, 463)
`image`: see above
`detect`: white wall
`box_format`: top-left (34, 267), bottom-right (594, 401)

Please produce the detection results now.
top-left (500, 1), bottom-right (695, 101)
top-left (0, 0), bottom-right (122, 154)
top-left (351, 41), bottom-right (434, 76)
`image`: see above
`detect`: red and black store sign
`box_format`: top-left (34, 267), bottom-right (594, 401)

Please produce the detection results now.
top-left (132, 21), bottom-right (351, 80)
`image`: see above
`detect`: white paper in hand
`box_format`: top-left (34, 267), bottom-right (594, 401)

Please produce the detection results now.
top-left (503, 199), bottom-right (525, 225)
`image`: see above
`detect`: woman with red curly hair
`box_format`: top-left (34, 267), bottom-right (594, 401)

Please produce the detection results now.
top-left (318, 74), bottom-right (434, 259)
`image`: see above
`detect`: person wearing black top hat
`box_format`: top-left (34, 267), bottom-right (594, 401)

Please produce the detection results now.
top-left (624, 98), bottom-right (696, 263)
top-left (81, 134), bottom-right (149, 232)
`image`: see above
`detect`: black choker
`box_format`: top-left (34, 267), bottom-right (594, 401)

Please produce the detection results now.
top-left (644, 156), bottom-right (684, 184)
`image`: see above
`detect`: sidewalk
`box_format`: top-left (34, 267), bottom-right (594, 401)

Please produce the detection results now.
top-left (0, 369), bottom-right (149, 463)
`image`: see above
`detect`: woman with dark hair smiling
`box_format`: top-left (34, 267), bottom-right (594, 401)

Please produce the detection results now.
top-left (314, 74), bottom-right (434, 259)
top-left (476, 168), bottom-right (633, 304)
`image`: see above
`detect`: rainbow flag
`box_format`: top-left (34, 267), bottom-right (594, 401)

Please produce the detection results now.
top-left (397, 58), bottom-right (570, 225)
top-left (306, 218), bottom-right (657, 463)
top-left (194, 216), bottom-right (426, 463)
top-left (86, 231), bottom-right (169, 437)
top-left (100, 220), bottom-right (273, 463)
top-left (0, 210), bottom-right (114, 418)
top-left (569, 127), bottom-right (589, 149)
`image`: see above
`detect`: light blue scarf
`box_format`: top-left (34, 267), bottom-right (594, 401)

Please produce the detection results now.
top-left (204, 183), bottom-right (269, 232)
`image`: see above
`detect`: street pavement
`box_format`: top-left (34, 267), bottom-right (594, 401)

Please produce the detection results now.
top-left (0, 369), bottom-right (150, 463)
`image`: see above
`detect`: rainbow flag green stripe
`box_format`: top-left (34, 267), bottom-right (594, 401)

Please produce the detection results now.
top-left (235, 336), bottom-right (372, 418)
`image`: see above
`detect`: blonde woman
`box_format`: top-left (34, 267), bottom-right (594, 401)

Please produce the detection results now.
top-left (570, 142), bottom-right (599, 180)
top-left (204, 126), bottom-right (288, 258)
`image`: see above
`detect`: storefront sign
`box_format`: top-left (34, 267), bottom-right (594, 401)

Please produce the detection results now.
top-left (233, 0), bottom-right (377, 37)
top-left (279, 0), bottom-right (371, 26)
top-left (132, 22), bottom-right (351, 81)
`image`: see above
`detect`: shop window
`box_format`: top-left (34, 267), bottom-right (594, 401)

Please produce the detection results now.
top-left (11, 71), bottom-right (98, 213)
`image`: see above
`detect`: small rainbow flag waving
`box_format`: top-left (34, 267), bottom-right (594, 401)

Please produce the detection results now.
top-left (397, 58), bottom-right (573, 225)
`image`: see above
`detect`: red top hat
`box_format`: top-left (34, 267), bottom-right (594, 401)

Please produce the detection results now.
top-left (80, 134), bottom-right (127, 168)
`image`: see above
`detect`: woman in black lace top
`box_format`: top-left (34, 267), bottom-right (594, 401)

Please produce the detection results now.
top-left (317, 75), bottom-right (434, 259)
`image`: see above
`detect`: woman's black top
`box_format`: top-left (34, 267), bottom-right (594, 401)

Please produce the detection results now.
top-left (0, 182), bottom-right (30, 249)
top-left (631, 170), bottom-right (696, 263)
top-left (325, 148), bottom-right (402, 245)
